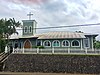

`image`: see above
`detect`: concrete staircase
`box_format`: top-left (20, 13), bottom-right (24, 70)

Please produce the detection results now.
top-left (0, 52), bottom-right (10, 71)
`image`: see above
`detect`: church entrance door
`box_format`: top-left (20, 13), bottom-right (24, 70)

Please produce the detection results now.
top-left (24, 40), bottom-right (32, 48)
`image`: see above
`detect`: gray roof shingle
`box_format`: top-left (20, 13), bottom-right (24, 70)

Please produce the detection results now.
top-left (37, 31), bottom-right (86, 39)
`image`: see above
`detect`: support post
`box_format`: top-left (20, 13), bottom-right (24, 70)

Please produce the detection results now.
top-left (91, 36), bottom-right (94, 51)
top-left (41, 40), bottom-right (42, 46)
top-left (5, 46), bottom-right (8, 53)
top-left (23, 47), bottom-right (24, 53)
top-left (85, 48), bottom-right (87, 54)
top-left (37, 48), bottom-right (39, 54)
top-left (68, 48), bottom-right (70, 54)
top-left (81, 39), bottom-right (83, 50)
top-left (12, 47), bottom-right (14, 53)
top-left (52, 47), bottom-right (54, 54)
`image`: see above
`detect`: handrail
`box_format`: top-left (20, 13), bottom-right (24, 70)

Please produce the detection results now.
top-left (12, 48), bottom-right (100, 54)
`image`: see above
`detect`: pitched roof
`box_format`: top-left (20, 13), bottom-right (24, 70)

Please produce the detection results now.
top-left (10, 31), bottom-right (98, 40)
top-left (37, 31), bottom-right (86, 39)
top-left (84, 33), bottom-right (98, 37)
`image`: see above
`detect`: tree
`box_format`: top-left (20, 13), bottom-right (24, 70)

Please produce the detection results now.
top-left (0, 18), bottom-right (21, 52)
top-left (94, 41), bottom-right (100, 49)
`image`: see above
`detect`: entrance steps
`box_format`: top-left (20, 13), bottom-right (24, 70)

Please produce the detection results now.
top-left (0, 52), bottom-right (10, 71)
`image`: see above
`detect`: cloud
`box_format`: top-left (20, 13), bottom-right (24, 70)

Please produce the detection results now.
top-left (0, 0), bottom-right (100, 40)
top-left (8, 0), bottom-right (49, 5)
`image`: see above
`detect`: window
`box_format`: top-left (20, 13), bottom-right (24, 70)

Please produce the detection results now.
top-left (8, 42), bottom-right (13, 46)
top-left (14, 41), bottom-right (18, 48)
top-left (24, 26), bottom-right (28, 33)
top-left (19, 42), bottom-right (21, 48)
top-left (62, 40), bottom-right (70, 47)
top-left (29, 26), bottom-right (32, 33)
top-left (37, 41), bottom-right (41, 46)
top-left (71, 40), bottom-right (80, 47)
top-left (52, 40), bottom-right (60, 47)
top-left (84, 38), bottom-right (90, 48)
top-left (43, 40), bottom-right (51, 47)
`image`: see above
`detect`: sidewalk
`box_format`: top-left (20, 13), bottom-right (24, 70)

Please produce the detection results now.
top-left (0, 72), bottom-right (96, 75)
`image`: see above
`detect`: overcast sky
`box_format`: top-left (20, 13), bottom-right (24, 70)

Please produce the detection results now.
top-left (0, 0), bottom-right (100, 40)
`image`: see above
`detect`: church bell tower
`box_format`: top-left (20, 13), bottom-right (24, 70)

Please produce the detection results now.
top-left (22, 12), bottom-right (37, 36)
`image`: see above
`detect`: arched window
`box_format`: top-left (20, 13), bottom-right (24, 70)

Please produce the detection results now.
top-left (43, 40), bottom-right (51, 47)
top-left (8, 41), bottom-right (13, 49)
top-left (24, 26), bottom-right (28, 33)
top-left (62, 40), bottom-right (70, 47)
top-left (14, 41), bottom-right (18, 48)
top-left (52, 40), bottom-right (60, 47)
top-left (29, 26), bottom-right (32, 33)
top-left (71, 40), bottom-right (80, 47)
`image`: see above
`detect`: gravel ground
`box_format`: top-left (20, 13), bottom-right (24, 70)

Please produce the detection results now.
top-left (0, 72), bottom-right (97, 75)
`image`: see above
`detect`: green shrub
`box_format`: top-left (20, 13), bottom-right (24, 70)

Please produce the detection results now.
top-left (0, 39), bottom-right (7, 53)
top-left (33, 46), bottom-right (44, 49)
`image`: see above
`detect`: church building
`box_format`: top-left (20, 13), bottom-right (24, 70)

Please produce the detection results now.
top-left (9, 19), bottom-right (98, 52)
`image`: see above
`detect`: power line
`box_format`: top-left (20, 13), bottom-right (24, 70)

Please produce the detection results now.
top-left (16, 23), bottom-right (100, 30)
top-left (37, 23), bottom-right (100, 29)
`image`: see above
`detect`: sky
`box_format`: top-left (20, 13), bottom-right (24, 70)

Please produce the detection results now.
top-left (0, 0), bottom-right (100, 40)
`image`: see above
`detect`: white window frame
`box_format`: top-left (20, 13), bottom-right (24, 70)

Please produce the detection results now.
top-left (71, 40), bottom-right (80, 47)
top-left (62, 40), bottom-right (70, 47)
top-left (52, 40), bottom-right (60, 47)
top-left (24, 26), bottom-right (28, 33)
top-left (29, 26), bottom-right (32, 33)
top-left (43, 40), bottom-right (51, 47)
top-left (83, 37), bottom-right (90, 48)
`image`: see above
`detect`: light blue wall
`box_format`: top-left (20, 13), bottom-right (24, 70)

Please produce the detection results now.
top-left (10, 38), bottom-right (37, 48)
top-left (9, 36), bottom-right (94, 49)
top-left (22, 20), bottom-right (37, 36)
top-left (38, 39), bottom-right (82, 48)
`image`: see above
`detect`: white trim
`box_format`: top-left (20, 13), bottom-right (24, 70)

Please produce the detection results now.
top-left (24, 26), bottom-right (28, 33)
top-left (41, 40), bottom-right (42, 46)
top-left (81, 39), bottom-right (83, 50)
top-left (29, 26), bottom-right (32, 33)
top-left (43, 40), bottom-right (51, 47)
top-left (62, 40), bottom-right (70, 47)
top-left (83, 37), bottom-right (90, 48)
top-left (71, 40), bottom-right (80, 47)
top-left (23, 39), bottom-right (32, 48)
top-left (52, 40), bottom-right (60, 47)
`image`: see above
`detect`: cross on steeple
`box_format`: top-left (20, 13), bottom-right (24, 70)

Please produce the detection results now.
top-left (27, 12), bottom-right (33, 20)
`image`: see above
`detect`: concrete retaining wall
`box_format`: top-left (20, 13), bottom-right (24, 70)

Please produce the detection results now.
top-left (4, 54), bottom-right (100, 74)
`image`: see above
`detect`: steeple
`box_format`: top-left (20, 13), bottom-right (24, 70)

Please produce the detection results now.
top-left (22, 12), bottom-right (37, 36)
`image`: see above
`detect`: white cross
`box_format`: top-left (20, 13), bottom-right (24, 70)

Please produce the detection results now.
top-left (27, 12), bottom-right (33, 20)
